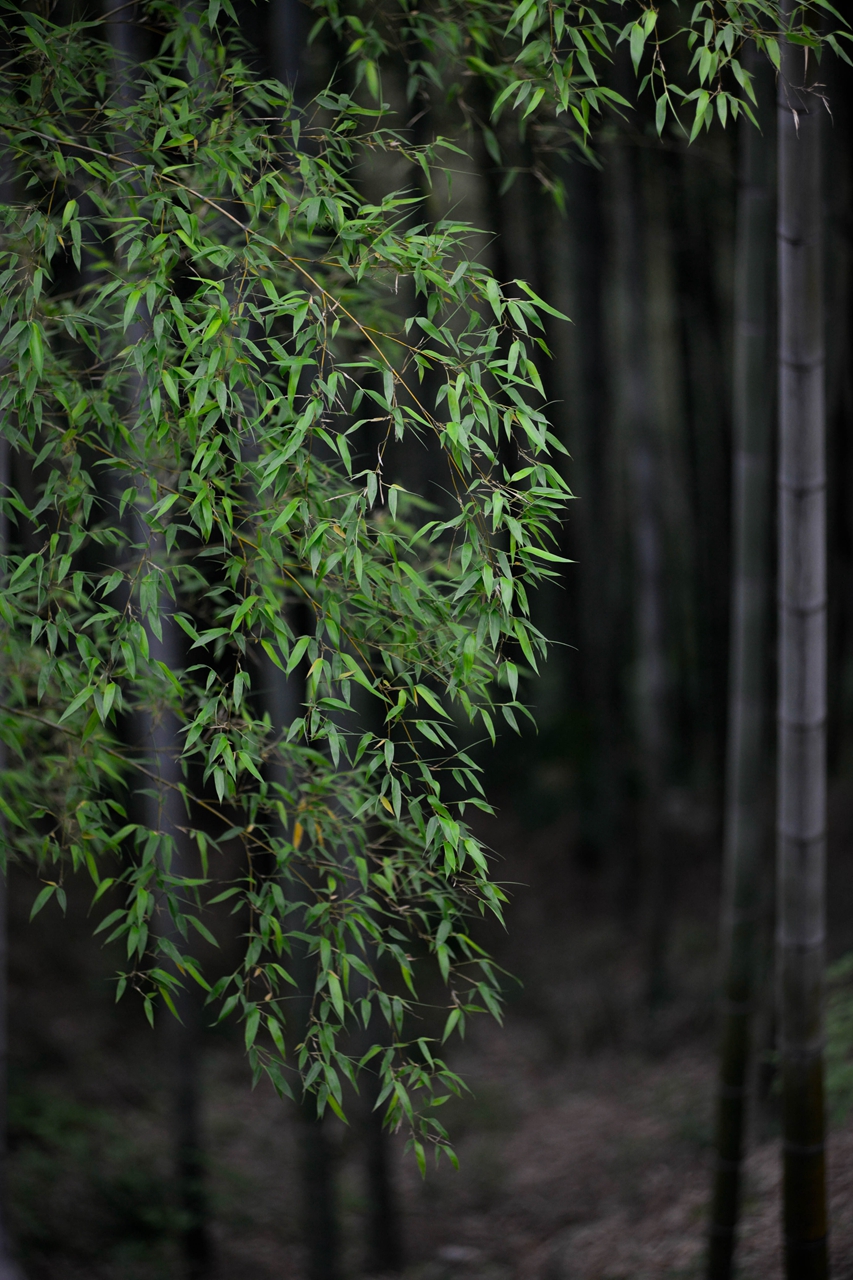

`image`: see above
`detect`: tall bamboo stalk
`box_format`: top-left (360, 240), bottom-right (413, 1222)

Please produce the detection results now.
top-left (263, 647), bottom-right (342, 1280)
top-left (707, 46), bottom-right (776, 1280)
top-left (558, 159), bottom-right (619, 869)
top-left (105, 8), bottom-right (212, 1274)
top-left (146, 630), bottom-right (211, 1280)
top-left (262, 9), bottom-right (343, 1273)
top-left (777, 12), bottom-right (829, 1277)
top-left (0, 357), bottom-right (23, 1280)
top-left (611, 139), bottom-right (669, 1004)
top-left (0, 136), bottom-right (25, 1280)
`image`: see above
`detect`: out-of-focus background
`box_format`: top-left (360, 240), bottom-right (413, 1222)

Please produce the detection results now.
top-left (7, 1), bottom-right (853, 1278)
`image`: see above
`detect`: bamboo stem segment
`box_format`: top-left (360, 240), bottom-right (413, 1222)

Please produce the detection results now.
top-left (777, 14), bottom-right (829, 1278)
top-left (708, 44), bottom-right (776, 1280)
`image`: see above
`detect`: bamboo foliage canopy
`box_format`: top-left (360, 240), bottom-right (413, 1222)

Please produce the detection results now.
top-left (0, 0), bottom-right (846, 1169)
top-left (0, 1), bottom-right (570, 1170)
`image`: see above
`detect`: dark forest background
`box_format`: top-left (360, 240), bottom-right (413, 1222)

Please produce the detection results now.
top-left (5, 0), bottom-right (853, 1277)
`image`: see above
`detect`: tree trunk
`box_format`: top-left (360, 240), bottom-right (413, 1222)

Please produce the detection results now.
top-left (261, 645), bottom-right (342, 1280)
top-left (777, 14), bottom-right (829, 1278)
top-left (707, 45), bottom-right (776, 1280)
top-left (259, 5), bottom-right (344, 1273)
top-left (0, 433), bottom-right (24, 1280)
top-left (269, 0), bottom-right (306, 90)
top-left (105, 7), bottom-right (212, 1275)
top-left (611, 139), bottom-right (669, 1006)
top-left (0, 139), bottom-right (26, 1280)
top-left (297, 1106), bottom-right (339, 1280)
top-left (363, 1090), bottom-right (402, 1275)
top-left (559, 158), bottom-right (621, 872)
top-left (148, 651), bottom-right (212, 1280)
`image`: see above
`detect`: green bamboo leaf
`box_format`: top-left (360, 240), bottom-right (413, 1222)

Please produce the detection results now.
top-left (364, 59), bottom-right (380, 100)
top-left (689, 90), bottom-right (711, 142)
top-left (522, 86), bottom-right (546, 119)
top-left (441, 1007), bottom-right (461, 1042)
top-left (484, 276), bottom-right (503, 320)
top-left (328, 972), bottom-right (345, 1022)
top-left (9, 553), bottom-right (37, 586)
top-left (123, 289), bottom-right (142, 331)
top-left (630, 22), bottom-right (646, 72)
top-left (286, 634), bottom-right (311, 675)
top-left (271, 496), bottom-right (301, 534)
top-left (261, 639), bottom-right (285, 671)
top-left (102, 682), bottom-right (117, 720)
top-left (187, 916), bottom-right (219, 947)
top-left (29, 884), bottom-right (56, 921)
top-left (0, 794), bottom-right (24, 828)
top-left (244, 1006), bottom-right (260, 1050)
top-left (415, 685), bottom-right (449, 718)
top-left (267, 1014), bottom-right (286, 1055)
top-left (325, 1094), bottom-right (349, 1124)
top-left (162, 369), bottom-right (180, 405)
top-left (29, 324), bottom-right (44, 376)
top-left (514, 280), bottom-right (571, 320)
top-left (717, 92), bottom-right (728, 129)
top-left (58, 685), bottom-right (95, 724)
top-left (238, 750), bottom-right (263, 781)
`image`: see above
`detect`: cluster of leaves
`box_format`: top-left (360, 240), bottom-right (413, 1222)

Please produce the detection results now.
top-left (5, 0), bottom-right (843, 1171)
top-left (311, 0), bottom-right (850, 166)
top-left (0, 2), bottom-right (571, 1165)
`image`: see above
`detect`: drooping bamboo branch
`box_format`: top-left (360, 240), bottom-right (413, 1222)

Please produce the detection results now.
top-left (777, 11), bottom-right (829, 1277)
top-left (707, 45), bottom-right (776, 1280)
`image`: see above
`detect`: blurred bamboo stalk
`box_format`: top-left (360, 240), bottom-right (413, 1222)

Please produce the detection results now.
top-left (612, 140), bottom-right (669, 1006)
top-left (707, 44), bottom-right (776, 1280)
top-left (262, 642), bottom-right (342, 1280)
top-left (262, 10), bottom-right (346, 1275)
top-left (560, 160), bottom-right (619, 870)
top-left (0, 365), bottom-right (24, 1280)
top-left (777, 11), bottom-right (829, 1277)
top-left (0, 124), bottom-right (26, 1280)
top-left (104, 6), bottom-right (213, 1274)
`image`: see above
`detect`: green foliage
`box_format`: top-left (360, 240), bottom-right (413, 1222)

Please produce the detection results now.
top-left (0, 2), bottom-right (570, 1159)
top-left (312, 0), bottom-right (850, 160)
top-left (1, 0), bottom-right (845, 1167)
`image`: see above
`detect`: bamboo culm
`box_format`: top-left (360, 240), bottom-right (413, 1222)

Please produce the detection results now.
top-left (612, 139), bottom-right (669, 1007)
top-left (0, 136), bottom-right (26, 1280)
top-left (777, 13), bottom-right (829, 1277)
top-left (707, 44), bottom-right (776, 1280)
top-left (105, 7), bottom-right (212, 1274)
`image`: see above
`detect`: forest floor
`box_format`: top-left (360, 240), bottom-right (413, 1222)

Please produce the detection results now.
top-left (381, 1024), bottom-right (853, 1280)
top-left (189, 1007), bottom-right (853, 1280)
top-left (8, 779), bottom-right (853, 1280)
